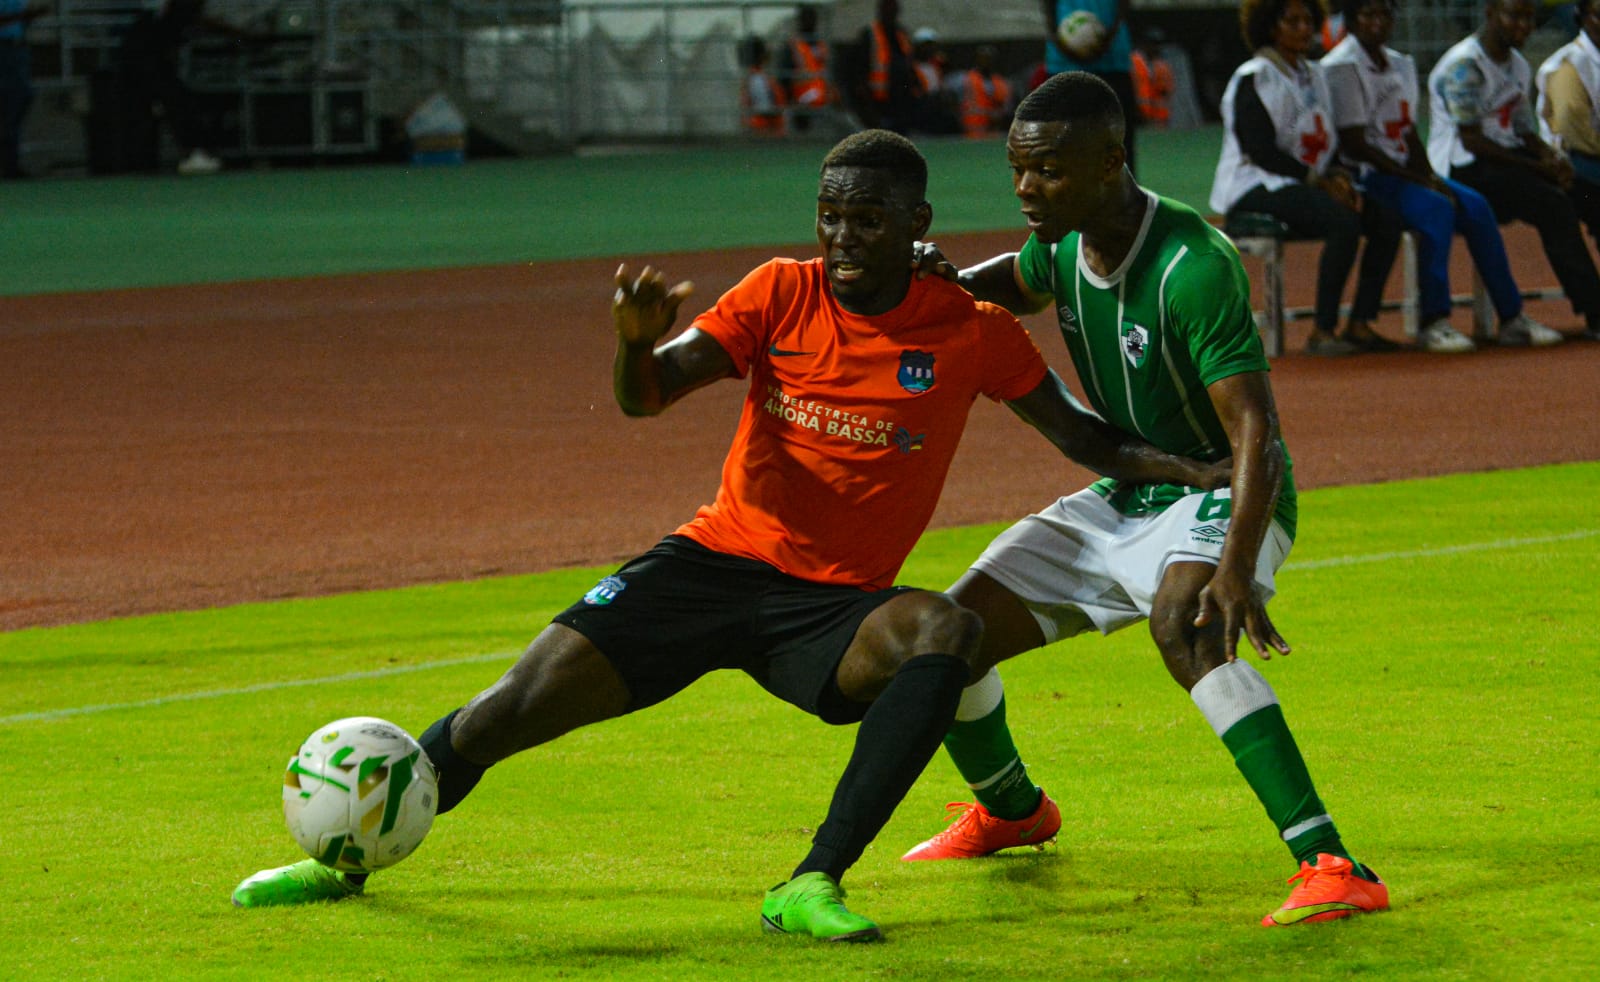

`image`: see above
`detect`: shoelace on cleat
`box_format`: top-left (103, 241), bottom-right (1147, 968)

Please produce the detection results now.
top-left (930, 801), bottom-right (986, 840)
top-left (1283, 858), bottom-right (1353, 901)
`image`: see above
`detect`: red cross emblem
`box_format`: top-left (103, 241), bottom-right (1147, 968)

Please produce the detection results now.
top-left (1298, 114), bottom-right (1329, 165)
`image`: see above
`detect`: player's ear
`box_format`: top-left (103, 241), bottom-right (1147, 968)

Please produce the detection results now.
top-left (1102, 139), bottom-right (1126, 180)
top-left (913, 201), bottom-right (933, 241)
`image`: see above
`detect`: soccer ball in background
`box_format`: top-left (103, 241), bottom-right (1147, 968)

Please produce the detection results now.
top-left (283, 716), bottom-right (439, 872)
top-left (1057, 10), bottom-right (1108, 61)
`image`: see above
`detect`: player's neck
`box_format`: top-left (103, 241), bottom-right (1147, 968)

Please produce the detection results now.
top-left (1359, 39), bottom-right (1387, 70)
top-left (1080, 176), bottom-right (1147, 278)
top-left (1477, 28), bottom-right (1512, 63)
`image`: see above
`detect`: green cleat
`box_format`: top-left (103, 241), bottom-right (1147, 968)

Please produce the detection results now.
top-left (231, 859), bottom-right (364, 908)
top-left (760, 872), bottom-right (883, 942)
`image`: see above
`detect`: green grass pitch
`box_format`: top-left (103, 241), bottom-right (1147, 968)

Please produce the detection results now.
top-left (3, 463), bottom-right (1598, 980)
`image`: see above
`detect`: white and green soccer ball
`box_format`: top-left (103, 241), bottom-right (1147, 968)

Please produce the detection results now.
top-left (282, 716), bottom-right (439, 872)
top-left (1057, 10), bottom-right (1107, 60)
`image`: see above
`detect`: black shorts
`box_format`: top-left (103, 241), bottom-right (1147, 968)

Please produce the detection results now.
top-left (552, 536), bottom-right (910, 724)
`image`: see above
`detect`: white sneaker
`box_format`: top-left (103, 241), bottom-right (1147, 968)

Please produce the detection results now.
top-left (1498, 314), bottom-right (1563, 347)
top-left (1418, 319), bottom-right (1475, 353)
top-left (177, 149), bottom-right (222, 176)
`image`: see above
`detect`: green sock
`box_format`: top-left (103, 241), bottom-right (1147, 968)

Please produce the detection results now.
top-left (943, 669), bottom-right (1042, 821)
top-left (1190, 661), bottom-right (1350, 868)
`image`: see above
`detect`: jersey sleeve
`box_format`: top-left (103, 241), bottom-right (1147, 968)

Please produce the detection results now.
top-left (1439, 56), bottom-right (1488, 125)
top-left (975, 304), bottom-right (1048, 402)
top-left (1167, 250), bottom-right (1268, 385)
top-left (1016, 233), bottom-right (1054, 298)
top-left (687, 260), bottom-right (788, 377)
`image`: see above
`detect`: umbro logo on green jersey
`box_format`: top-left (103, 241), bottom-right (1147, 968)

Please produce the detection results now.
top-left (1056, 303), bottom-right (1078, 334)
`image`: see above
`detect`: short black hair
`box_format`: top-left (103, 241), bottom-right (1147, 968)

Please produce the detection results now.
top-left (1240, 0), bottom-right (1325, 51)
top-left (1014, 71), bottom-right (1124, 135)
top-left (820, 129), bottom-right (928, 201)
top-left (1341, 0), bottom-right (1394, 21)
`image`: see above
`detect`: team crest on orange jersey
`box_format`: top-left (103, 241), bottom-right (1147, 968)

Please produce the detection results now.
top-left (898, 350), bottom-right (936, 393)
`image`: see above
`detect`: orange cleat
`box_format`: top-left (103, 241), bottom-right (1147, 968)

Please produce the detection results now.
top-left (900, 792), bottom-right (1061, 861)
top-left (1261, 853), bottom-right (1390, 926)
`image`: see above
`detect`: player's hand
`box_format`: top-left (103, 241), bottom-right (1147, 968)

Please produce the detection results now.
top-left (1323, 171), bottom-right (1360, 212)
top-left (911, 241), bottom-right (960, 281)
top-left (613, 263), bottom-right (693, 347)
top-left (1196, 456), bottom-right (1233, 491)
top-left (1542, 154), bottom-right (1575, 191)
top-left (1194, 567), bottom-right (1290, 662)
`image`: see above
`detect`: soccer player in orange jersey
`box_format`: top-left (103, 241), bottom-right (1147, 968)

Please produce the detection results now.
top-left (231, 130), bottom-right (1227, 940)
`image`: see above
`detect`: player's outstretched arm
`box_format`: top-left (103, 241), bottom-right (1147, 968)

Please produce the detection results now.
top-left (1003, 369), bottom-right (1231, 488)
top-left (1193, 370), bottom-right (1291, 661)
top-left (611, 263), bottom-right (734, 416)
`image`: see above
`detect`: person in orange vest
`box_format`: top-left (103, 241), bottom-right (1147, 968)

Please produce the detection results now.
top-left (741, 35), bottom-right (787, 136)
top-left (847, 0), bottom-right (923, 132)
top-left (952, 45), bottom-right (1015, 138)
top-left (1131, 30), bottom-right (1175, 128)
top-left (779, 5), bottom-right (836, 133)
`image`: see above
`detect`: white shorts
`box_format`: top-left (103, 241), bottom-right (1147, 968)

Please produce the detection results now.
top-left (969, 487), bottom-right (1293, 643)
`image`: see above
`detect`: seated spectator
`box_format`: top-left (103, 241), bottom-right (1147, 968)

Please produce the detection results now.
top-left (1536, 0), bottom-right (1600, 339)
top-left (1131, 29), bottom-right (1175, 128)
top-left (1429, 0), bottom-right (1600, 339)
top-left (740, 36), bottom-right (787, 136)
top-left (1325, 0), bottom-right (1557, 351)
top-left (948, 44), bottom-right (1013, 138)
top-left (1211, 0), bottom-right (1404, 356)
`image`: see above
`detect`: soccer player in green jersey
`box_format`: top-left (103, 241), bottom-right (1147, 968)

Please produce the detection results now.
top-left (901, 71), bottom-right (1390, 926)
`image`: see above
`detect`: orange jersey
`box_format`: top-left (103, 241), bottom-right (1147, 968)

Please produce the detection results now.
top-left (676, 258), bottom-right (1047, 589)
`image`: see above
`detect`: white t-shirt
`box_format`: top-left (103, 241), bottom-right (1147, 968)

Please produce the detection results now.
top-left (1535, 31), bottom-right (1600, 148)
top-left (1427, 34), bottom-right (1534, 173)
top-left (1211, 53), bottom-right (1339, 214)
top-left (1322, 34), bottom-right (1421, 172)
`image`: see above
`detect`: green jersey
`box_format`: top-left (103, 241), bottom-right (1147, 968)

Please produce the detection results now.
top-left (1018, 192), bottom-right (1297, 539)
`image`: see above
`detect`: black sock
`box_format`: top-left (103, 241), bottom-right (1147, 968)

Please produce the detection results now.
top-left (793, 653), bottom-right (968, 883)
top-left (418, 708), bottom-right (489, 816)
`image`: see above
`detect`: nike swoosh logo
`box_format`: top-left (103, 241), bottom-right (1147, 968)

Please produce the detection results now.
top-left (1269, 901), bottom-right (1361, 925)
top-left (1018, 812), bottom-right (1051, 840)
top-left (768, 344), bottom-right (813, 357)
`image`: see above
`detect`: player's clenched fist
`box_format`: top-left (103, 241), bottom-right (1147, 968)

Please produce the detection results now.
top-left (613, 264), bottom-right (694, 346)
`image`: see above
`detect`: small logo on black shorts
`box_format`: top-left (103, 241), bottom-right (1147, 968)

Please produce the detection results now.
top-left (582, 575), bottom-right (627, 605)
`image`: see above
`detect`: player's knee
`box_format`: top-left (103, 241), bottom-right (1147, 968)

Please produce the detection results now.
top-left (913, 592), bottom-right (984, 663)
top-left (883, 590), bottom-right (983, 670)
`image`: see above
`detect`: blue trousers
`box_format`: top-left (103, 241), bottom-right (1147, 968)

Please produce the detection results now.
top-left (1360, 171), bottom-right (1521, 322)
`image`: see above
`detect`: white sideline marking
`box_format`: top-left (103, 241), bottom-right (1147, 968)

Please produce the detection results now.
top-left (5, 528), bottom-right (1597, 726)
top-left (1, 651), bottom-right (515, 725)
top-left (1282, 528), bottom-right (1599, 570)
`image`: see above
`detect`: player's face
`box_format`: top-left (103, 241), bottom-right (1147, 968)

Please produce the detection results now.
top-left (816, 166), bottom-right (931, 316)
top-left (1269, 0), bottom-right (1316, 59)
top-left (1351, 0), bottom-right (1395, 49)
top-left (1005, 120), bottom-right (1120, 243)
top-left (1486, 0), bottom-right (1537, 48)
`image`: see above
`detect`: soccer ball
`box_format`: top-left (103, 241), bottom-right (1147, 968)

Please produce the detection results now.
top-left (282, 716), bottom-right (439, 872)
top-left (1057, 10), bottom-right (1107, 61)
